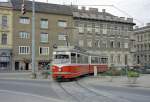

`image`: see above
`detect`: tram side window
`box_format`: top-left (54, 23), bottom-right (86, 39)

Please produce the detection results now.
top-left (91, 57), bottom-right (99, 64)
top-left (71, 53), bottom-right (76, 63)
top-left (101, 58), bottom-right (108, 64)
top-left (77, 54), bottom-right (82, 63)
top-left (84, 56), bottom-right (89, 64)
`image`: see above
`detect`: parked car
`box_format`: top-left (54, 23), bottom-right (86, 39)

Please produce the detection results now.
top-left (133, 65), bottom-right (150, 74)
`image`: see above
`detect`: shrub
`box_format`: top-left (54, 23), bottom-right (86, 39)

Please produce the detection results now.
top-left (127, 71), bottom-right (140, 77)
top-left (100, 68), bottom-right (121, 76)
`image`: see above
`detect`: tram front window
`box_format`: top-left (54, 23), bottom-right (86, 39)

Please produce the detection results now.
top-left (53, 54), bottom-right (70, 64)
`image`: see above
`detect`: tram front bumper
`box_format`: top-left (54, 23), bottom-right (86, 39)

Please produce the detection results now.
top-left (53, 72), bottom-right (80, 79)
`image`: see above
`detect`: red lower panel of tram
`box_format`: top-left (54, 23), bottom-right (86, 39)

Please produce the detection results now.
top-left (52, 64), bottom-right (108, 80)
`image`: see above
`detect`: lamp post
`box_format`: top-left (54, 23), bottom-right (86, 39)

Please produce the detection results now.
top-left (31, 0), bottom-right (36, 78)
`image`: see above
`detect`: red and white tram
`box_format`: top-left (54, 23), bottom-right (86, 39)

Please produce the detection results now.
top-left (52, 46), bottom-right (108, 80)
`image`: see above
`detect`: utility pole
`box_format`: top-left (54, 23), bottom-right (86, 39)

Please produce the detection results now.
top-left (31, 0), bottom-right (36, 78)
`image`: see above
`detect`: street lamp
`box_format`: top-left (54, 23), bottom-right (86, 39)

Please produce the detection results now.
top-left (31, 0), bottom-right (36, 78)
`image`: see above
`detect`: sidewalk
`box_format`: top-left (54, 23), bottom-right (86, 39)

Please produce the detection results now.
top-left (0, 72), bottom-right (53, 81)
top-left (0, 72), bottom-right (150, 89)
top-left (83, 74), bottom-right (150, 89)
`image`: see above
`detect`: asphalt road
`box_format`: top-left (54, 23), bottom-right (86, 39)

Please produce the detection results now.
top-left (0, 79), bottom-right (150, 102)
top-left (87, 84), bottom-right (150, 102)
top-left (0, 79), bottom-right (61, 102)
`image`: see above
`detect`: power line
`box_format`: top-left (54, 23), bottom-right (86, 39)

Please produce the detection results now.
top-left (112, 5), bottom-right (144, 26)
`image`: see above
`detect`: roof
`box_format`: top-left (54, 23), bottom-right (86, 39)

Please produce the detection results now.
top-left (134, 25), bottom-right (150, 33)
top-left (73, 9), bottom-right (135, 25)
top-left (10, 0), bottom-right (72, 16)
top-left (0, 2), bottom-right (12, 8)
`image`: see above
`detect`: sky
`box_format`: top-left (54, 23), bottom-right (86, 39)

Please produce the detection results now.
top-left (1, 0), bottom-right (150, 26)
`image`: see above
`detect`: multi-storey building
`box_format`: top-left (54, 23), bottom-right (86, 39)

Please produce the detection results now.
top-left (133, 24), bottom-right (150, 66)
top-left (72, 7), bottom-right (135, 67)
top-left (0, 2), bottom-right (13, 71)
top-left (10, 0), bottom-right (73, 71)
top-left (0, 0), bottom-right (135, 71)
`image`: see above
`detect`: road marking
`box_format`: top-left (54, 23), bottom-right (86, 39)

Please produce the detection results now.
top-left (0, 89), bottom-right (64, 102)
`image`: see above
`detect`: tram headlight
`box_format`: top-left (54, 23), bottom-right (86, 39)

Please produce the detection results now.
top-left (58, 68), bottom-right (62, 72)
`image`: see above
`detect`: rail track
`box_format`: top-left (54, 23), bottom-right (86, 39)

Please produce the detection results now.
top-left (55, 80), bottom-right (113, 102)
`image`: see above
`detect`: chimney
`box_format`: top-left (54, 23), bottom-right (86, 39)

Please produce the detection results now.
top-left (120, 17), bottom-right (125, 21)
top-left (135, 26), bottom-right (139, 29)
top-left (81, 6), bottom-right (86, 11)
top-left (71, 5), bottom-right (78, 11)
top-left (102, 9), bottom-right (106, 13)
top-left (89, 8), bottom-right (98, 13)
top-left (146, 23), bottom-right (150, 26)
top-left (127, 18), bottom-right (133, 22)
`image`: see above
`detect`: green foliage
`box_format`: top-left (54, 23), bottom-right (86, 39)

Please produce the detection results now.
top-left (100, 68), bottom-right (124, 76)
top-left (127, 71), bottom-right (140, 77)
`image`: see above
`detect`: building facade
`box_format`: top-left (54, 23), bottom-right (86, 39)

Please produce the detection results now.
top-left (0, 2), bottom-right (13, 71)
top-left (133, 24), bottom-right (150, 66)
top-left (10, 0), bottom-right (73, 71)
top-left (72, 7), bottom-right (135, 67)
top-left (0, 0), bottom-right (136, 71)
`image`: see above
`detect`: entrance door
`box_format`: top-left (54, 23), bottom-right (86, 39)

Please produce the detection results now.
top-left (15, 62), bottom-right (19, 70)
top-left (25, 63), bottom-right (29, 70)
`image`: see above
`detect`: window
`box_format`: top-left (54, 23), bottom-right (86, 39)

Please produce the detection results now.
top-left (40, 32), bottom-right (48, 43)
top-left (125, 54), bottom-right (128, 65)
top-left (40, 19), bottom-right (48, 29)
top-left (19, 17), bottom-right (30, 24)
top-left (78, 23), bottom-right (84, 33)
top-left (117, 54), bottom-right (121, 63)
top-left (124, 42), bottom-right (128, 48)
top-left (19, 46), bottom-right (30, 54)
top-left (77, 54), bottom-right (82, 64)
top-left (1, 33), bottom-right (7, 45)
top-left (144, 55), bottom-right (147, 62)
top-left (19, 32), bottom-right (30, 39)
top-left (110, 54), bottom-right (114, 63)
top-left (91, 57), bottom-right (99, 64)
top-left (95, 26), bottom-right (99, 33)
top-left (102, 29), bottom-right (107, 34)
top-left (95, 39), bottom-right (100, 47)
top-left (117, 42), bottom-right (121, 48)
top-left (58, 20), bottom-right (67, 27)
top-left (2, 16), bottom-right (7, 27)
top-left (144, 44), bottom-right (147, 50)
top-left (87, 39), bottom-right (92, 47)
top-left (87, 24), bottom-right (92, 33)
top-left (39, 47), bottom-right (49, 55)
top-left (102, 40), bottom-right (107, 48)
top-left (71, 53), bottom-right (76, 63)
top-left (78, 27), bottom-right (84, 33)
top-left (79, 40), bottom-right (84, 47)
top-left (110, 41), bottom-right (114, 48)
top-left (100, 57), bottom-right (108, 64)
top-left (58, 32), bottom-right (66, 40)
